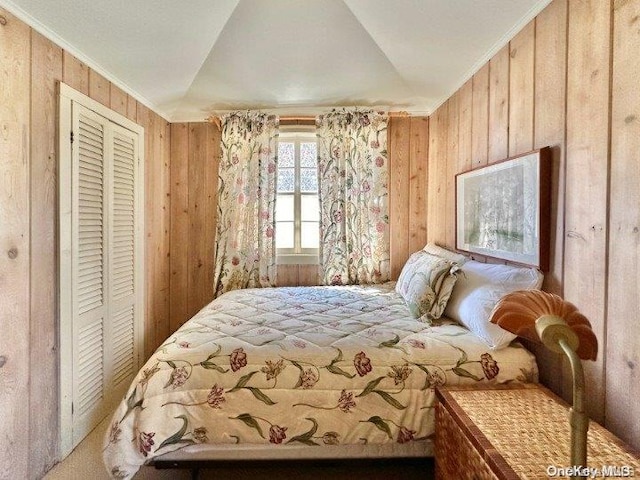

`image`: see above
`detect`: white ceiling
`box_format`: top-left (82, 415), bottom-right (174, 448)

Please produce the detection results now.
top-left (3, 0), bottom-right (550, 121)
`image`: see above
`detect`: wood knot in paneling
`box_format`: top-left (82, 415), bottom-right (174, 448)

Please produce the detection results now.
top-left (624, 114), bottom-right (637, 124)
top-left (567, 230), bottom-right (585, 241)
top-left (0, 15), bottom-right (7, 26)
top-left (7, 247), bottom-right (18, 259)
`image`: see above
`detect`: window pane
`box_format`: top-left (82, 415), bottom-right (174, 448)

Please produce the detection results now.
top-left (301, 221), bottom-right (319, 249)
top-left (276, 221), bottom-right (294, 249)
top-left (277, 168), bottom-right (294, 192)
top-left (301, 194), bottom-right (319, 222)
top-left (276, 195), bottom-right (294, 222)
top-left (300, 142), bottom-right (317, 168)
top-left (300, 168), bottom-right (318, 192)
top-left (278, 142), bottom-right (294, 167)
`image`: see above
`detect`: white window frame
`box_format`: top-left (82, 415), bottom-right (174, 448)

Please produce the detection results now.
top-left (277, 127), bottom-right (319, 265)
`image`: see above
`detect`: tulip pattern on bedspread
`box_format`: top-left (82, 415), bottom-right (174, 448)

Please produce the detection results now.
top-left (103, 283), bottom-right (537, 479)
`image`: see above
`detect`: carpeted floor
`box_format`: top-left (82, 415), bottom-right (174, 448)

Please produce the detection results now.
top-left (44, 416), bottom-right (435, 480)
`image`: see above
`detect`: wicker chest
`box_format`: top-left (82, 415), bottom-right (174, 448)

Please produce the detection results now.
top-left (435, 385), bottom-right (640, 479)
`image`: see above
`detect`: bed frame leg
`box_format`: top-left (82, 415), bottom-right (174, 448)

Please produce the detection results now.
top-left (191, 467), bottom-right (200, 480)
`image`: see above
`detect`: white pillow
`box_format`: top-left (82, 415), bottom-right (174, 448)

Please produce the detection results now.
top-left (422, 243), bottom-right (469, 265)
top-left (444, 260), bottom-right (544, 349)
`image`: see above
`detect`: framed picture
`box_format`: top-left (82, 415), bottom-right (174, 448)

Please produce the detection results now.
top-left (455, 148), bottom-right (551, 270)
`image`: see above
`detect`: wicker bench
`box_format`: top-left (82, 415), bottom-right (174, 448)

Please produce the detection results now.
top-left (435, 384), bottom-right (640, 479)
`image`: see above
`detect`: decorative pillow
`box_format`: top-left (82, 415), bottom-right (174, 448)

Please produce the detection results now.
top-left (396, 251), bottom-right (460, 321)
top-left (444, 260), bottom-right (544, 349)
top-left (422, 242), bottom-right (469, 265)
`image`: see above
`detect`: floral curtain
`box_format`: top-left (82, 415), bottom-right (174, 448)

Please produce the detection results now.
top-left (316, 109), bottom-right (390, 285)
top-left (213, 112), bottom-right (278, 297)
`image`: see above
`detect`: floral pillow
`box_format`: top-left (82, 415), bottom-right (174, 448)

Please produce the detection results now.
top-left (396, 251), bottom-right (460, 321)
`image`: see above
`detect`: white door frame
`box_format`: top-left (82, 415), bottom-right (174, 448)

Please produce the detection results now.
top-left (58, 82), bottom-right (145, 457)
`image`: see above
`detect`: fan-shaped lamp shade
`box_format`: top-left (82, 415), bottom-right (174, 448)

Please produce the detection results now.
top-left (489, 290), bottom-right (598, 361)
top-left (490, 290), bottom-right (598, 471)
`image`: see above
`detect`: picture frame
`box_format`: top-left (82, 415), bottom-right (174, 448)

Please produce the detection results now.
top-left (455, 147), bottom-right (551, 270)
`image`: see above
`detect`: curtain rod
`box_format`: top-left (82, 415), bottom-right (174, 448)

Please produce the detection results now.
top-left (207, 111), bottom-right (410, 130)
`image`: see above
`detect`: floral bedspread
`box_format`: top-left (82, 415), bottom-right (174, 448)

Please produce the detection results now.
top-left (103, 283), bottom-right (537, 479)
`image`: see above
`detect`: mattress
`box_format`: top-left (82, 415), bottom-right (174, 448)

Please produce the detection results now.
top-left (103, 283), bottom-right (537, 479)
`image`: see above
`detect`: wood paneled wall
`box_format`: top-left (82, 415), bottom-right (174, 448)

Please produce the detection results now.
top-left (389, 117), bottom-right (430, 279)
top-left (607, 0), bottom-right (640, 448)
top-left (0, 7), bottom-right (170, 478)
top-left (275, 264), bottom-right (320, 287)
top-left (425, 0), bottom-right (640, 449)
top-left (169, 123), bottom-right (220, 332)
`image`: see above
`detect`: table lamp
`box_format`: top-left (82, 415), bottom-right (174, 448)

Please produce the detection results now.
top-left (489, 290), bottom-right (598, 471)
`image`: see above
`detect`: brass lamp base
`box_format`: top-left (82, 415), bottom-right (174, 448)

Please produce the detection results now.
top-left (536, 315), bottom-right (589, 475)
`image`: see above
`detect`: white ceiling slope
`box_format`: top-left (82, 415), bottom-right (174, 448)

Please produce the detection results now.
top-left (2, 0), bottom-right (550, 121)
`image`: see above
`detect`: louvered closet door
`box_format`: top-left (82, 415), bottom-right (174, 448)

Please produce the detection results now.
top-left (70, 104), bottom-right (142, 447)
top-left (71, 104), bottom-right (111, 445)
top-left (108, 123), bottom-right (140, 402)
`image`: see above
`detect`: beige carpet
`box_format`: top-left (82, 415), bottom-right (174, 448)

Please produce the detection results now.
top-left (44, 417), bottom-right (186, 480)
top-left (45, 416), bottom-right (434, 480)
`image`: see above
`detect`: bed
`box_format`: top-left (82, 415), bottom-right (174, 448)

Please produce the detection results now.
top-left (103, 281), bottom-right (538, 479)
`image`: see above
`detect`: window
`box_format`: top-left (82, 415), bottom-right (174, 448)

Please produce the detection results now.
top-left (276, 130), bottom-right (319, 263)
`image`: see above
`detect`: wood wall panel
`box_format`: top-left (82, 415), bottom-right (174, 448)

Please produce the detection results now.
top-left (138, 106), bottom-right (172, 358)
top-left (606, 0), bottom-right (640, 447)
top-left (187, 123), bottom-right (209, 318)
top-left (488, 45), bottom-right (510, 163)
top-left (62, 50), bottom-right (88, 95)
top-left (427, 106), bottom-right (447, 245)
top-left (169, 123), bottom-right (190, 332)
top-left (471, 64), bottom-right (490, 168)
top-left (157, 118), bottom-right (171, 347)
top-left (298, 265), bottom-right (320, 286)
top-left (508, 21), bottom-right (535, 156)
top-left (564, 0), bottom-right (611, 422)
top-left (424, 0), bottom-right (640, 449)
top-left (126, 94), bottom-right (137, 123)
top-left (408, 116), bottom-right (429, 253)
top-left (535, 0), bottom-right (568, 298)
top-left (88, 69), bottom-right (110, 107)
top-left (389, 117), bottom-right (411, 279)
top-left (446, 96), bottom-right (459, 248)
top-left (458, 79), bottom-right (473, 171)
top-left (139, 104), bottom-right (156, 358)
top-left (276, 265), bottom-right (321, 287)
top-left (532, 0), bottom-right (568, 396)
top-left (30, 29), bottom-right (62, 476)
top-left (109, 84), bottom-right (128, 117)
top-left (186, 123), bottom-right (219, 317)
top-left (0, 9), bottom-right (31, 478)
top-left (276, 265), bottom-right (299, 287)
